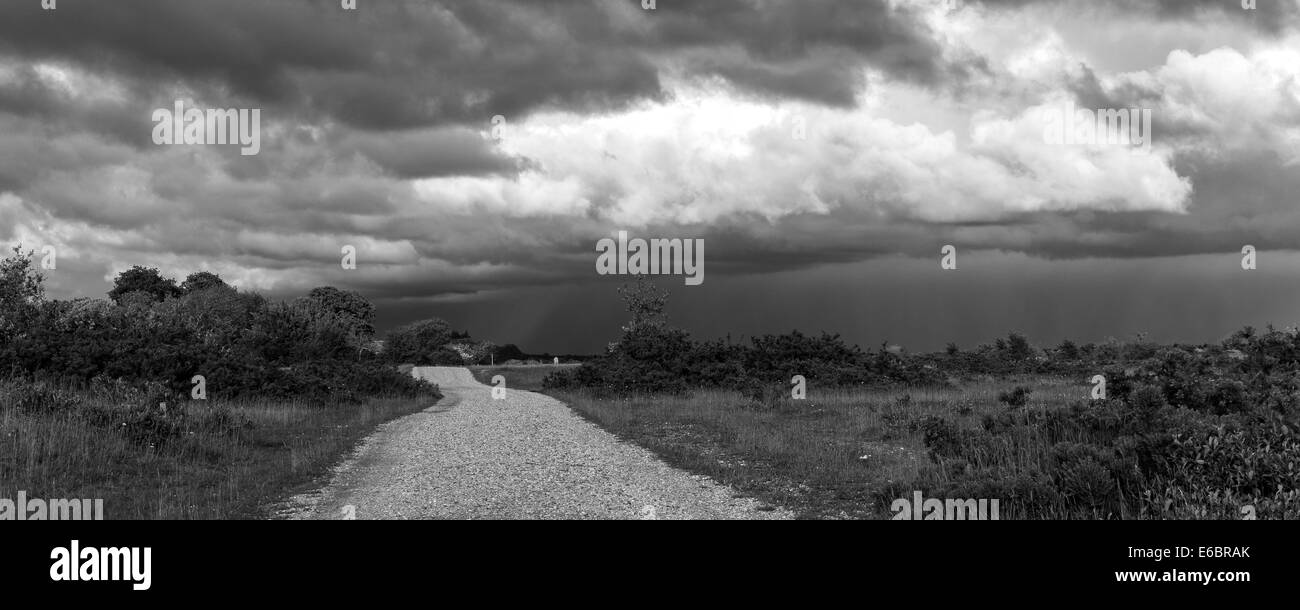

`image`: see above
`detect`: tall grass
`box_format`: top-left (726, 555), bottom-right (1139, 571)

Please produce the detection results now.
top-left (551, 376), bottom-right (1086, 519)
top-left (0, 380), bottom-right (436, 519)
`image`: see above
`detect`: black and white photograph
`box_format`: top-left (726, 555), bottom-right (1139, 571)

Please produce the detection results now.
top-left (0, 0), bottom-right (1295, 595)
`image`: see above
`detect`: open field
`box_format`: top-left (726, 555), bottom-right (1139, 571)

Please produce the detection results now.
top-left (0, 382), bottom-right (434, 519)
top-left (549, 376), bottom-right (1086, 519)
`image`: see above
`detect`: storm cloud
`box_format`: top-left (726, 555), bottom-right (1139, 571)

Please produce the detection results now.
top-left (1, 0), bottom-right (1298, 352)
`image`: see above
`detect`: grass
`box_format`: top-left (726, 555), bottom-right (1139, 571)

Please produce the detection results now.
top-left (548, 376), bottom-right (1086, 519)
top-left (0, 384), bottom-right (436, 519)
top-left (468, 363), bottom-right (580, 392)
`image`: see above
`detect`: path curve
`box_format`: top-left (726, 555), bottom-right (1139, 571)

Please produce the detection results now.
top-left (277, 367), bottom-right (790, 520)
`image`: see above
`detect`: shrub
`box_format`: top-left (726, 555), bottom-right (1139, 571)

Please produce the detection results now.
top-left (880, 395), bottom-right (914, 440)
top-left (82, 399), bottom-right (249, 449)
top-left (426, 348), bottom-right (466, 366)
top-left (737, 378), bottom-right (787, 409)
top-left (383, 318), bottom-right (455, 364)
top-left (0, 251), bottom-right (417, 404)
top-left (900, 329), bottom-right (1300, 519)
top-left (997, 386), bottom-right (1031, 408)
top-left (256, 360), bottom-right (437, 404)
top-left (9, 382), bottom-right (82, 414)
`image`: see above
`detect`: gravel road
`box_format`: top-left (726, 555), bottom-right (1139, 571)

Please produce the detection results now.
top-left (277, 367), bottom-right (791, 520)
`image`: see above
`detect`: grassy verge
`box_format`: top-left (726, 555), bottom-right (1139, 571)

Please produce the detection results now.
top-left (468, 364), bottom-right (580, 392)
top-left (548, 376), bottom-right (1083, 519)
top-left (0, 383), bottom-right (437, 519)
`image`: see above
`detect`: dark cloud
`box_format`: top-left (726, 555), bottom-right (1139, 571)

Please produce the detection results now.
top-left (978, 0), bottom-right (1299, 32)
top-left (339, 128), bottom-right (524, 179)
top-left (1, 0), bottom-right (1298, 353)
top-left (381, 252), bottom-right (1300, 355)
top-left (0, 0), bottom-right (959, 130)
top-left (642, 0), bottom-right (951, 104)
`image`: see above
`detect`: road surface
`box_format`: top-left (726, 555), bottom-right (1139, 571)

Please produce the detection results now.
top-left (278, 367), bottom-right (790, 520)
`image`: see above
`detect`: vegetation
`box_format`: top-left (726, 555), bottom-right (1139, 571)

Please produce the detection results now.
top-left (0, 246), bottom-right (439, 518)
top-left (552, 380), bottom-right (1077, 519)
top-left (6, 242), bottom-right (1296, 520)
top-left (542, 278), bottom-right (1300, 520)
top-left (0, 378), bottom-right (428, 518)
top-left (903, 329), bottom-right (1300, 520)
top-left (382, 316), bottom-right (553, 367)
top-left (469, 363), bottom-right (581, 392)
top-left (543, 279), bottom-right (942, 396)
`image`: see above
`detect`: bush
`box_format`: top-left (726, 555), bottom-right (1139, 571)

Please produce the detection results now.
top-left (997, 386), bottom-right (1031, 408)
top-left (255, 360), bottom-right (437, 404)
top-left (894, 328), bottom-right (1300, 519)
top-left (0, 248), bottom-right (420, 405)
top-left (383, 318), bottom-right (455, 364)
top-left (880, 394), bottom-right (914, 440)
top-left (9, 382), bottom-right (82, 414)
top-left (553, 328), bottom-right (947, 396)
top-left (426, 348), bottom-right (466, 366)
top-left (1, 377), bottom-right (252, 450)
top-left (82, 399), bottom-right (250, 449)
top-left (737, 378), bottom-right (787, 409)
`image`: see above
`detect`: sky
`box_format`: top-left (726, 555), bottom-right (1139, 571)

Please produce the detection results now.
top-left (1, 0), bottom-right (1299, 354)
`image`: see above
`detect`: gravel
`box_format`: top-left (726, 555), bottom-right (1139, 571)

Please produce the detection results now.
top-left (277, 367), bottom-right (791, 520)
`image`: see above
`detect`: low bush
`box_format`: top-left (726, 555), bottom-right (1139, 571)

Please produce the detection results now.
top-left (10, 381), bottom-right (83, 414)
top-left (891, 327), bottom-right (1300, 519)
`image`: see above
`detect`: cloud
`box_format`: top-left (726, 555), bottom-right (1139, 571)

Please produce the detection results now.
top-left (340, 127), bottom-right (525, 179)
top-left (0, 0), bottom-right (962, 130)
top-left (0, 0), bottom-right (1296, 329)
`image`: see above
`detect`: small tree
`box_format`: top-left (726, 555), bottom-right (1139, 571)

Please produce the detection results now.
top-left (0, 246), bottom-right (44, 309)
top-left (109, 266), bottom-right (180, 303)
top-left (618, 276), bottom-right (669, 333)
top-left (384, 318), bottom-right (455, 364)
top-left (493, 344), bottom-right (527, 362)
top-left (1056, 339), bottom-right (1080, 360)
top-left (181, 271), bottom-right (228, 294)
top-left (302, 286), bottom-right (376, 349)
top-left (998, 386), bottom-right (1031, 408)
top-left (1004, 332), bottom-right (1033, 361)
top-left (0, 246), bottom-right (45, 342)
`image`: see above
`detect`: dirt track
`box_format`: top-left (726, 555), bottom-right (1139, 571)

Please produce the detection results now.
top-left (278, 367), bottom-right (790, 520)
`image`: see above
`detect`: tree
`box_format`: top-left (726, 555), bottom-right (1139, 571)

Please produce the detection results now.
top-left (494, 344), bottom-right (527, 362)
top-left (116, 291), bottom-right (158, 310)
top-left (109, 266), bottom-right (180, 303)
top-left (302, 287), bottom-right (375, 340)
top-left (618, 276), bottom-right (668, 333)
top-left (1004, 332), bottom-right (1033, 361)
top-left (384, 318), bottom-right (455, 364)
top-left (161, 284), bottom-right (262, 348)
top-left (0, 246), bottom-right (44, 309)
top-left (0, 246), bottom-right (45, 342)
top-left (181, 271), bottom-right (228, 294)
top-left (1056, 339), bottom-right (1080, 360)
top-left (245, 300), bottom-right (353, 364)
